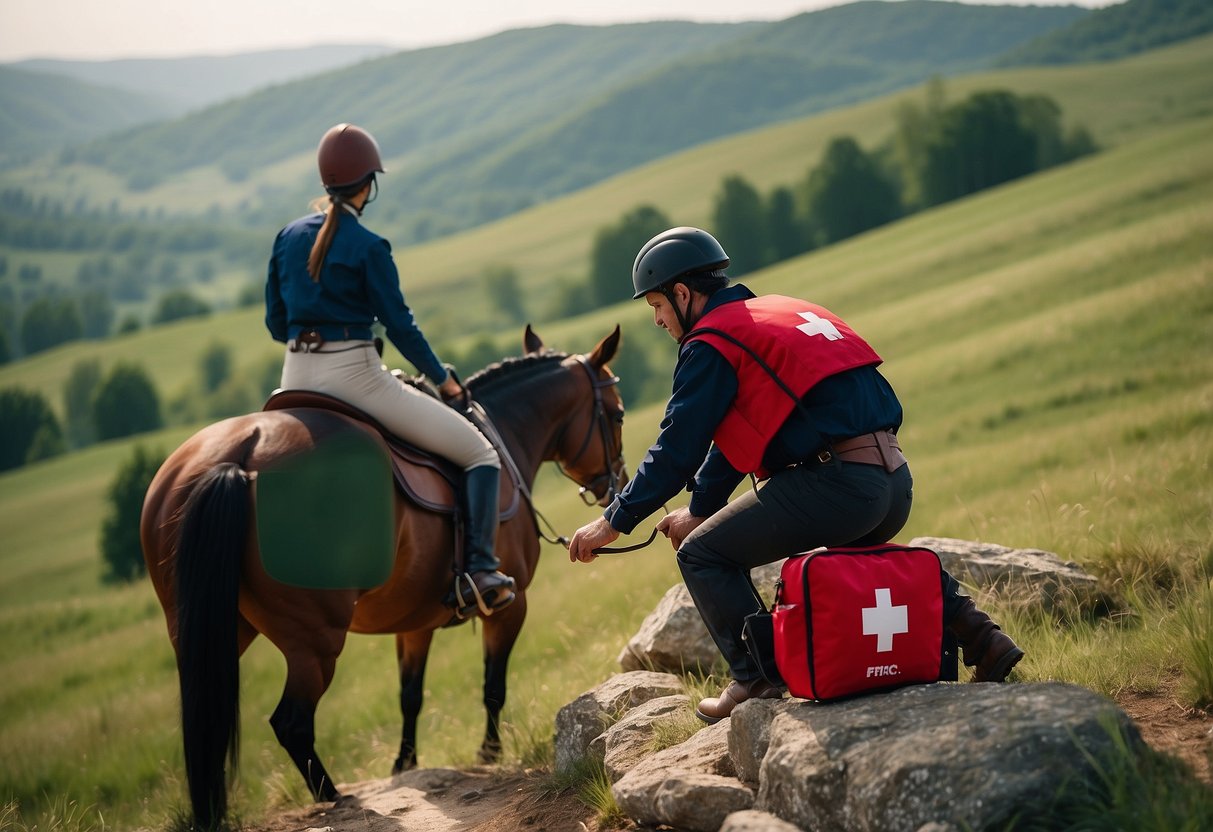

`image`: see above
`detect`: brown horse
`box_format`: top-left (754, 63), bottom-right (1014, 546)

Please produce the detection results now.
top-left (141, 325), bottom-right (624, 828)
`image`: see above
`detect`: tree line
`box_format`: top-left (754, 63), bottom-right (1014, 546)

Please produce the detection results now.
top-left (539, 85), bottom-right (1096, 409)
top-left (0, 341), bottom-right (281, 473)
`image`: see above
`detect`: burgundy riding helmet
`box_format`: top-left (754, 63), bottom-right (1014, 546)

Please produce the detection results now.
top-left (317, 123), bottom-right (385, 194)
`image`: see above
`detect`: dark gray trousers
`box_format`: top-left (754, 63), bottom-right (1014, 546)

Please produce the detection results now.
top-left (677, 461), bottom-right (964, 680)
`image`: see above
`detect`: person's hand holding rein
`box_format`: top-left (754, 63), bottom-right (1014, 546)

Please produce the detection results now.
top-left (436, 373), bottom-right (466, 406)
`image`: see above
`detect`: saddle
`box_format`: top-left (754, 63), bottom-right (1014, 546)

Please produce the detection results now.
top-left (263, 388), bottom-right (521, 522)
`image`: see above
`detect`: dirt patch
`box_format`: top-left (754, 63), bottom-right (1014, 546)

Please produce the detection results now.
top-left (247, 676), bottom-right (1212, 832)
top-left (1116, 674), bottom-right (1213, 784)
top-left (245, 767), bottom-right (601, 832)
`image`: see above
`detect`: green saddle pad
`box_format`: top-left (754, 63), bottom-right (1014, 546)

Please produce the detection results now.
top-left (256, 430), bottom-right (394, 589)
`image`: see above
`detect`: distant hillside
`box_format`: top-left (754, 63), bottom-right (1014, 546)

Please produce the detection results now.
top-left (997, 0), bottom-right (1213, 65)
top-left (0, 67), bottom-right (169, 164)
top-left (63, 3), bottom-right (1083, 242)
top-left (447, 1), bottom-right (1090, 211)
top-left (13, 44), bottom-right (396, 115)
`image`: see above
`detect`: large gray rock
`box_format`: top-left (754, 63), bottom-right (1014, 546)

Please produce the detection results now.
top-left (612, 720), bottom-right (740, 829)
top-left (618, 560), bottom-right (789, 674)
top-left (754, 682), bottom-right (1141, 831)
top-left (596, 694), bottom-right (691, 782)
top-left (617, 583), bottom-right (719, 673)
top-left (552, 671), bottom-right (683, 773)
top-left (728, 697), bottom-right (796, 785)
top-left (910, 536), bottom-right (1102, 612)
top-left (653, 773), bottom-right (755, 832)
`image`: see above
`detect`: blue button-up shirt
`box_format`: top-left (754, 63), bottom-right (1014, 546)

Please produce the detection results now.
top-left (603, 284), bottom-right (903, 534)
top-left (266, 211), bottom-right (447, 383)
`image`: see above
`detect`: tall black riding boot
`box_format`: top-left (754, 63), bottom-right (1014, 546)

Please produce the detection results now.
top-left (458, 465), bottom-right (515, 616)
top-left (947, 597), bottom-right (1025, 682)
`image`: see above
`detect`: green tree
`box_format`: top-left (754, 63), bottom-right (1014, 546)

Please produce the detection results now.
top-left (200, 341), bottom-right (233, 394)
top-left (889, 77), bottom-right (947, 210)
top-left (766, 185), bottom-right (810, 263)
top-left (76, 289), bottom-right (115, 339)
top-left (116, 314), bottom-right (142, 335)
top-left (0, 327), bottom-right (9, 365)
top-left (0, 387), bottom-right (63, 471)
top-left (92, 362), bottom-right (162, 440)
top-left (152, 289), bottom-right (211, 325)
top-left (21, 297), bottom-right (83, 355)
top-left (919, 90), bottom-right (1039, 207)
top-left (589, 205), bottom-right (672, 309)
top-left (99, 445), bottom-right (165, 583)
top-left (482, 265), bottom-right (527, 326)
top-left (712, 175), bottom-right (769, 276)
top-left (63, 359), bottom-right (102, 448)
top-left (803, 136), bottom-right (902, 246)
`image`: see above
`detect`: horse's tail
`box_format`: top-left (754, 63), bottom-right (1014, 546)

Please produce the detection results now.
top-left (175, 462), bottom-right (250, 829)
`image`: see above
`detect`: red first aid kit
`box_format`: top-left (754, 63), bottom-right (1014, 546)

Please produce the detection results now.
top-left (772, 544), bottom-right (947, 701)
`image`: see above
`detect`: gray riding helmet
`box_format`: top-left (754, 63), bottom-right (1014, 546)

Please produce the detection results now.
top-left (631, 227), bottom-right (730, 299)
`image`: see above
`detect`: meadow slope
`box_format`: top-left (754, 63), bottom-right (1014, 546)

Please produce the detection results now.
top-left (2, 65), bottom-right (1212, 832)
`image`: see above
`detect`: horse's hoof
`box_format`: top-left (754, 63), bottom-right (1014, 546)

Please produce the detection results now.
top-left (477, 742), bottom-right (502, 765)
top-left (392, 754), bottom-right (417, 775)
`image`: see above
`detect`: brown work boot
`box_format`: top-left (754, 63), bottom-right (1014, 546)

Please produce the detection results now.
top-left (948, 598), bottom-right (1025, 682)
top-left (455, 570), bottom-right (516, 617)
top-left (695, 678), bottom-right (783, 724)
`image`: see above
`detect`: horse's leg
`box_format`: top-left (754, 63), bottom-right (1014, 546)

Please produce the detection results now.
top-left (268, 635), bottom-right (348, 803)
top-left (392, 629), bottom-right (434, 774)
top-left (478, 593), bottom-right (528, 764)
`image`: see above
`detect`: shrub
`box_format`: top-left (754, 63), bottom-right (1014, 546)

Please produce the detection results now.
top-left (99, 445), bottom-right (165, 583)
top-left (92, 362), bottom-right (162, 440)
top-left (0, 387), bottom-right (63, 471)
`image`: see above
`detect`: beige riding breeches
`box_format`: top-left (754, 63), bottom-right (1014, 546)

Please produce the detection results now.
top-left (280, 340), bottom-right (499, 471)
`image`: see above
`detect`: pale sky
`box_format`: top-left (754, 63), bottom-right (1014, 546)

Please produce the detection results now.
top-left (0, 0), bottom-right (1115, 63)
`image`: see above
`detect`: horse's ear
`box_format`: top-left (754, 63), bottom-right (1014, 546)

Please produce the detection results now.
top-left (524, 324), bottom-right (544, 354)
top-left (589, 324), bottom-right (621, 368)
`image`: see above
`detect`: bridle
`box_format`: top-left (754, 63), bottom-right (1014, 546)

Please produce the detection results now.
top-left (554, 355), bottom-right (625, 507)
top-left (466, 353), bottom-right (635, 550)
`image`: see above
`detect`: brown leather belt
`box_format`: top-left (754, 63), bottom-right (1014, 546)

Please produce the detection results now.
top-left (816, 430), bottom-right (907, 473)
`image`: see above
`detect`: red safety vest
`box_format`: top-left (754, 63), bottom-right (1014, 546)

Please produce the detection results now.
top-left (684, 295), bottom-right (882, 476)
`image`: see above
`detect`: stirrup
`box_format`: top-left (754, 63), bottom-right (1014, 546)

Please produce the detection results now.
top-left (454, 571), bottom-right (512, 618)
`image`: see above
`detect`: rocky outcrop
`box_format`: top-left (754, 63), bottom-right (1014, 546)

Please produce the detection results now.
top-left (588, 681), bottom-right (1140, 832)
top-left (552, 670), bottom-right (683, 774)
top-left (749, 682), bottom-right (1139, 830)
top-left (594, 694), bottom-right (690, 782)
top-left (909, 536), bottom-right (1102, 613)
top-left (617, 560), bottom-right (786, 674)
top-left (611, 720), bottom-right (747, 830)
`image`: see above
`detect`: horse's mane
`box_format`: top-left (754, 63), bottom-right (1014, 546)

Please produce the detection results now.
top-left (465, 350), bottom-right (570, 394)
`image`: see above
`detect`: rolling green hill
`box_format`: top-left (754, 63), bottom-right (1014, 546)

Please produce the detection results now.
top-left (12, 3), bottom-right (1084, 245)
top-left (1, 71), bottom-right (1210, 828)
top-left (13, 44), bottom-right (396, 116)
top-left (998, 0), bottom-right (1213, 66)
top-left (0, 67), bottom-right (169, 164)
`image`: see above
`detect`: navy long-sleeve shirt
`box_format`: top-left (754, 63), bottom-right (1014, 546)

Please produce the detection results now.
top-left (265, 210), bottom-right (448, 383)
top-left (603, 284), bottom-right (903, 534)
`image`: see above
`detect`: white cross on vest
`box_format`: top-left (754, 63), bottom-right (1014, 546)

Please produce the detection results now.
top-left (862, 587), bottom-right (908, 652)
top-left (796, 311), bottom-right (843, 341)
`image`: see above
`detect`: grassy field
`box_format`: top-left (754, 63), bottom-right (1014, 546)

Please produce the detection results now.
top-left (3, 55), bottom-right (1213, 832)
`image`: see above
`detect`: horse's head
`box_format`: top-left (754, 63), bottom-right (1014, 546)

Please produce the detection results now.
top-left (525, 324), bottom-right (628, 507)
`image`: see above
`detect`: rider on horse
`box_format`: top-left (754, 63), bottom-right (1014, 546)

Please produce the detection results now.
top-left (265, 122), bottom-right (515, 615)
